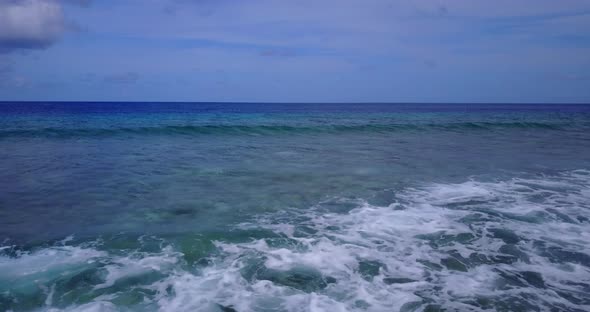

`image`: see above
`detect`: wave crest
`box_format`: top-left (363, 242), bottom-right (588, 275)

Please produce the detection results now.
top-left (0, 121), bottom-right (580, 139)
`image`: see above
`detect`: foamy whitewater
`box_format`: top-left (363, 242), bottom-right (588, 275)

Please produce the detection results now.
top-left (1, 103), bottom-right (590, 311)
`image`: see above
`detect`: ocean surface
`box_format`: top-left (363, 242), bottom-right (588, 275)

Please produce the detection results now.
top-left (1, 102), bottom-right (590, 312)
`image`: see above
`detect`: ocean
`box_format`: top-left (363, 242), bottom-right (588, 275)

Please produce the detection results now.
top-left (1, 102), bottom-right (589, 312)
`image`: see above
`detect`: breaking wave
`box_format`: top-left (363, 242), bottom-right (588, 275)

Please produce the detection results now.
top-left (1, 170), bottom-right (590, 311)
top-left (0, 121), bottom-right (584, 139)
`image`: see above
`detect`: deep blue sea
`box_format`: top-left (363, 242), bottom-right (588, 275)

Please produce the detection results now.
top-left (1, 102), bottom-right (590, 312)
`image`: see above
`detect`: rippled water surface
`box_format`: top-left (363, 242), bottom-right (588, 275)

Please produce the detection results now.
top-left (1, 102), bottom-right (590, 311)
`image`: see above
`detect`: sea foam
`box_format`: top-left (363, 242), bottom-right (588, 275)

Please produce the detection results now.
top-left (1, 170), bottom-right (589, 311)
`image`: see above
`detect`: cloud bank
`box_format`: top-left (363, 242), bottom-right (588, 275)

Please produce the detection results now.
top-left (0, 0), bottom-right (65, 52)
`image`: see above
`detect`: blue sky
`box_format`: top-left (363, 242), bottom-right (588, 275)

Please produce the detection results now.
top-left (1, 0), bottom-right (589, 103)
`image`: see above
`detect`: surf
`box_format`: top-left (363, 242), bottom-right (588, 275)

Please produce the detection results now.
top-left (2, 170), bottom-right (589, 311)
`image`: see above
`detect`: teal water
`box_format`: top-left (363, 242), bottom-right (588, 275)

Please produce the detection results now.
top-left (1, 103), bottom-right (590, 311)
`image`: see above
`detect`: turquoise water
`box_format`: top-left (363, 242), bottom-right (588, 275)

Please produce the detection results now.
top-left (1, 103), bottom-right (590, 311)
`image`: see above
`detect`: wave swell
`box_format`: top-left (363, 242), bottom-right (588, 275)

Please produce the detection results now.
top-left (0, 121), bottom-right (580, 139)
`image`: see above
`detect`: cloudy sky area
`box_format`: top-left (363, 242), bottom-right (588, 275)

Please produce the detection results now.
top-left (0, 0), bottom-right (589, 102)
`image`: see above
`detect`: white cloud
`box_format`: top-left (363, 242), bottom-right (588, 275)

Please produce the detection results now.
top-left (0, 0), bottom-right (65, 52)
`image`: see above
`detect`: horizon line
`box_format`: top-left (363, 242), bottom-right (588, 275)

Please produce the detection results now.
top-left (1, 101), bottom-right (589, 105)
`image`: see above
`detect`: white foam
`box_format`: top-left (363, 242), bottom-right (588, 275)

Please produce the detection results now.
top-left (3, 170), bottom-right (590, 311)
top-left (186, 170), bottom-right (590, 311)
top-left (0, 246), bottom-right (106, 281)
top-left (94, 246), bottom-right (180, 289)
top-left (46, 301), bottom-right (118, 312)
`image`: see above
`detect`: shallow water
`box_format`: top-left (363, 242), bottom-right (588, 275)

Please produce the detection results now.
top-left (1, 103), bottom-right (590, 311)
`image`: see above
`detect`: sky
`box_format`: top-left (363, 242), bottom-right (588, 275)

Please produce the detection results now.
top-left (0, 0), bottom-right (589, 103)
